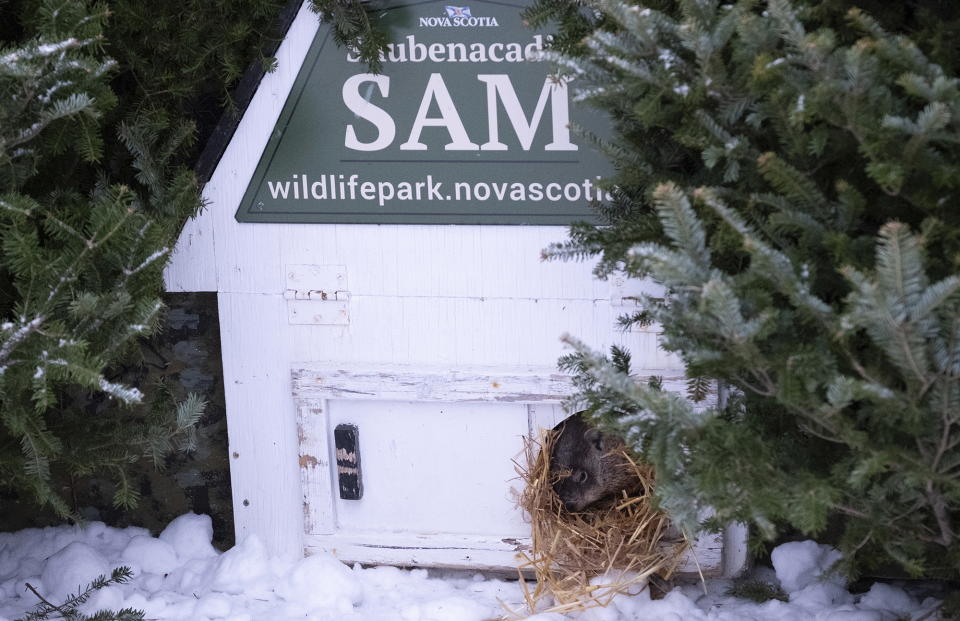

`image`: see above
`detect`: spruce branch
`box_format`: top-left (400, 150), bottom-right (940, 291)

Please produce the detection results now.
top-left (0, 0), bottom-right (231, 517)
top-left (544, 0), bottom-right (960, 569)
top-left (308, 0), bottom-right (390, 73)
top-left (17, 567), bottom-right (143, 621)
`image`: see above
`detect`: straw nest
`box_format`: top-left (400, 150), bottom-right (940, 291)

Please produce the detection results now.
top-left (509, 425), bottom-right (687, 617)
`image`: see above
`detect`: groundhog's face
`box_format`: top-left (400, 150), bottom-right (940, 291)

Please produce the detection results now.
top-left (549, 413), bottom-right (645, 512)
top-left (549, 415), bottom-right (615, 512)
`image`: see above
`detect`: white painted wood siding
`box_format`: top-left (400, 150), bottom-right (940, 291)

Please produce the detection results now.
top-left (161, 1), bottom-right (746, 576)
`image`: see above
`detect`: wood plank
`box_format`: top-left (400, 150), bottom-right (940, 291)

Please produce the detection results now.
top-left (164, 209), bottom-right (217, 292)
top-left (218, 292), bottom-right (305, 556)
top-left (324, 400), bottom-right (530, 537)
top-left (293, 363), bottom-right (574, 403)
top-left (722, 522), bottom-right (750, 578)
top-left (297, 401), bottom-right (335, 534)
top-left (292, 362), bottom-right (704, 406)
top-left (303, 530), bottom-right (723, 576)
top-left (305, 532), bottom-right (531, 571)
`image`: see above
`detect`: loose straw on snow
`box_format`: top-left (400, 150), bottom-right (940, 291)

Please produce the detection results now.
top-left (505, 426), bottom-right (688, 618)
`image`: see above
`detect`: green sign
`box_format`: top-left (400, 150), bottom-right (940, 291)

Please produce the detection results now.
top-left (236, 0), bottom-right (611, 225)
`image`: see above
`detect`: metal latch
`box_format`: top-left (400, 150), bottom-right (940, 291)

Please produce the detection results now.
top-left (334, 424), bottom-right (362, 500)
top-left (284, 265), bottom-right (350, 325)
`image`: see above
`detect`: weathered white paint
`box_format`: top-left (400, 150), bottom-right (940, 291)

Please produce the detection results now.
top-left (304, 532), bottom-right (531, 571)
top-left (163, 0), bottom-right (747, 576)
top-left (303, 532), bottom-right (724, 575)
top-left (293, 364), bottom-right (725, 575)
top-left (722, 522), bottom-right (750, 578)
top-left (329, 400), bottom-right (529, 535)
top-left (297, 401), bottom-right (335, 535)
top-left (165, 208), bottom-right (217, 292)
top-left (293, 362), bottom-right (702, 404)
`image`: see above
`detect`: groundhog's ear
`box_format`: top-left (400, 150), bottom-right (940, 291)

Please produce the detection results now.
top-left (585, 428), bottom-right (604, 452)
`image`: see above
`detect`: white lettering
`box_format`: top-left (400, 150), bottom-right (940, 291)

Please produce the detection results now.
top-left (447, 42), bottom-right (467, 62)
top-left (377, 182), bottom-right (394, 206)
top-left (408, 35), bottom-right (428, 62)
top-left (400, 73), bottom-right (479, 151)
top-left (358, 35), bottom-right (544, 65)
top-left (268, 181), bottom-right (289, 199)
top-left (477, 75), bottom-right (577, 151)
top-left (343, 74), bottom-right (396, 151)
top-left (524, 35), bottom-right (545, 61)
top-left (468, 43), bottom-right (487, 63)
top-left (387, 44), bottom-right (407, 63)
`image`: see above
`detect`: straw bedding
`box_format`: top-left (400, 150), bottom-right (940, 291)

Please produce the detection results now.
top-left (508, 424), bottom-right (687, 617)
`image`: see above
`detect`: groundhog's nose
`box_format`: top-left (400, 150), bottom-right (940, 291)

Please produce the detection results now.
top-left (563, 499), bottom-right (584, 512)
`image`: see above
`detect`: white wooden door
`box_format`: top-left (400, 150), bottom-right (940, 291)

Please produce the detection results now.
top-left (327, 400), bottom-right (529, 537)
top-left (292, 364), bottom-right (731, 573)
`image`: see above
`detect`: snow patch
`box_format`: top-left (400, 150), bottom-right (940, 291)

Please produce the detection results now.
top-left (120, 535), bottom-right (179, 576)
top-left (159, 512), bottom-right (218, 561)
top-left (79, 584), bottom-right (124, 618)
top-left (193, 593), bottom-right (232, 618)
top-left (39, 541), bottom-right (109, 603)
top-left (0, 515), bottom-right (944, 621)
top-left (400, 595), bottom-right (491, 620)
top-left (771, 540), bottom-right (844, 593)
top-left (858, 582), bottom-right (918, 616)
top-left (275, 552), bottom-right (364, 612)
top-left (209, 535), bottom-right (272, 596)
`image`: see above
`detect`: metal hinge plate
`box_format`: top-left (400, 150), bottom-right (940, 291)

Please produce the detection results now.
top-left (285, 265), bottom-right (350, 325)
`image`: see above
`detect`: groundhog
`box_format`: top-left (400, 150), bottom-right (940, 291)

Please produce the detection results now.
top-left (549, 413), bottom-right (643, 512)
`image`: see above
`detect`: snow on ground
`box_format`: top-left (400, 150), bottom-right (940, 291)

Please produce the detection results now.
top-left (0, 513), bottom-right (944, 621)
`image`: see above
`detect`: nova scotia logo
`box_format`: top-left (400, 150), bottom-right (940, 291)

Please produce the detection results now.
top-left (420, 5), bottom-right (499, 27)
top-left (444, 6), bottom-right (471, 17)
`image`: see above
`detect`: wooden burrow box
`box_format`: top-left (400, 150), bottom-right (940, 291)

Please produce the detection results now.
top-left (163, 0), bottom-right (747, 577)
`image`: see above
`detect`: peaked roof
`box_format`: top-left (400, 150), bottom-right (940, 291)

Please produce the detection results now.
top-left (193, 0), bottom-right (303, 185)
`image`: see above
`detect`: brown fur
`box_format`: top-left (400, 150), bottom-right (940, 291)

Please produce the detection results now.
top-left (549, 413), bottom-right (644, 512)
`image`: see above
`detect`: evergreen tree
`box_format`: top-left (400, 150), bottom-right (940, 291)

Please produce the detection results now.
top-left (532, 0), bottom-right (960, 577)
top-left (0, 0), bottom-right (284, 518)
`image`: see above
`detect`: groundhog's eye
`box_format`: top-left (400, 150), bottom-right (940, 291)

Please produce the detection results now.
top-left (572, 470), bottom-right (588, 484)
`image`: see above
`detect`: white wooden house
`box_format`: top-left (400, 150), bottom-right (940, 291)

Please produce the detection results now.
top-left (164, 0), bottom-right (747, 576)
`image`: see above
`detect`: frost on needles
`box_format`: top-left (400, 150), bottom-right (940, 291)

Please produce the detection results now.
top-left (0, 1), bottom-right (205, 518)
top-left (538, 0), bottom-right (960, 578)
